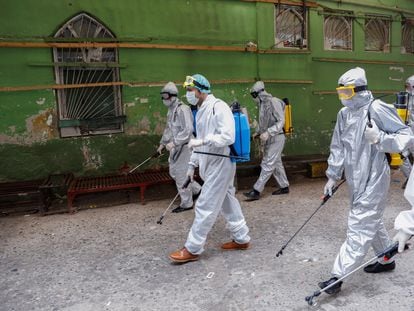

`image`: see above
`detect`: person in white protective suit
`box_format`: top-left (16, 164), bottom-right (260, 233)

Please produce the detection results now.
top-left (319, 67), bottom-right (412, 294)
top-left (394, 156), bottom-right (414, 252)
top-left (169, 74), bottom-right (251, 263)
top-left (157, 82), bottom-right (202, 213)
top-left (243, 81), bottom-right (290, 201)
top-left (399, 75), bottom-right (414, 189)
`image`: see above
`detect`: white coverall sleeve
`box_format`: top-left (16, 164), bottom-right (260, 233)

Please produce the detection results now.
top-left (173, 106), bottom-right (193, 146)
top-left (395, 167), bottom-right (414, 235)
top-left (267, 98), bottom-right (285, 136)
top-left (370, 101), bottom-right (413, 153)
top-left (205, 101), bottom-right (235, 147)
top-left (326, 110), bottom-right (345, 181)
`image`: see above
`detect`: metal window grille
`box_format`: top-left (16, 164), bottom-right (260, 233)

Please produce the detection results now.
top-left (324, 15), bottom-right (353, 51)
top-left (275, 5), bottom-right (307, 49)
top-left (365, 17), bottom-right (390, 52)
top-left (402, 19), bottom-right (414, 54)
top-left (53, 13), bottom-right (124, 137)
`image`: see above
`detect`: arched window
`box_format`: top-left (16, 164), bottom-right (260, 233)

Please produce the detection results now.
top-left (402, 19), bottom-right (414, 54)
top-left (275, 5), bottom-right (307, 49)
top-left (324, 15), bottom-right (353, 51)
top-left (53, 13), bottom-right (124, 137)
top-left (365, 17), bottom-right (390, 52)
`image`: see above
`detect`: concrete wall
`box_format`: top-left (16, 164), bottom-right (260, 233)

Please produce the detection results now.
top-left (0, 0), bottom-right (413, 181)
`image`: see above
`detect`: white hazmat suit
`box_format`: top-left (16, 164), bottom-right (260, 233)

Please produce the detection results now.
top-left (159, 82), bottom-right (201, 210)
top-left (184, 94), bottom-right (250, 254)
top-left (325, 68), bottom-right (412, 278)
top-left (400, 75), bottom-right (414, 181)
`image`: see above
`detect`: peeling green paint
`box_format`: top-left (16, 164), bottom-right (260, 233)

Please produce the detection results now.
top-left (0, 0), bottom-right (413, 181)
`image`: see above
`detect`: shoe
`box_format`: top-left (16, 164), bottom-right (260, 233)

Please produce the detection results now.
top-left (243, 189), bottom-right (260, 201)
top-left (272, 187), bottom-right (289, 195)
top-left (171, 206), bottom-right (193, 213)
top-left (169, 247), bottom-right (199, 263)
top-left (363, 261), bottom-right (395, 273)
top-left (192, 191), bottom-right (201, 200)
top-left (318, 277), bottom-right (342, 295)
top-left (221, 240), bottom-right (250, 250)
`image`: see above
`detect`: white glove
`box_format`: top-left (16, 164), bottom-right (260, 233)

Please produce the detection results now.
top-left (323, 178), bottom-right (336, 196)
top-left (157, 144), bottom-right (164, 154)
top-left (186, 165), bottom-right (195, 181)
top-left (364, 120), bottom-right (381, 144)
top-left (188, 138), bottom-right (204, 149)
top-left (166, 142), bottom-right (175, 151)
top-left (260, 131), bottom-right (269, 142)
top-left (393, 230), bottom-right (411, 253)
top-left (204, 133), bottom-right (215, 145)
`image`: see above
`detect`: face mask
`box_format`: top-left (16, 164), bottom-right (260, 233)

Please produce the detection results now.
top-left (162, 99), bottom-right (173, 107)
top-left (186, 91), bottom-right (199, 106)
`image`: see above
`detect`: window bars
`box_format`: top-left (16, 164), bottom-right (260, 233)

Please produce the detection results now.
top-left (365, 17), bottom-right (390, 52)
top-left (324, 15), bottom-right (353, 51)
top-left (402, 19), bottom-right (414, 54)
top-left (53, 13), bottom-right (124, 137)
top-left (275, 5), bottom-right (307, 49)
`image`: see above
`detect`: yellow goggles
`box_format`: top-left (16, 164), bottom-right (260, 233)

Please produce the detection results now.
top-left (336, 85), bottom-right (367, 100)
top-left (183, 76), bottom-right (196, 89)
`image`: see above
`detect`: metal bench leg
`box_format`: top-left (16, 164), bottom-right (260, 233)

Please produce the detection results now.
top-left (67, 193), bottom-right (76, 214)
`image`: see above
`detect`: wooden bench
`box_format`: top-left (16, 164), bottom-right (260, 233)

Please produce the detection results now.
top-left (67, 171), bottom-right (173, 213)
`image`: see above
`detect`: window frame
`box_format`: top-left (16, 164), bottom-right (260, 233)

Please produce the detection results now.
top-left (52, 13), bottom-right (124, 138)
top-left (274, 4), bottom-right (308, 50)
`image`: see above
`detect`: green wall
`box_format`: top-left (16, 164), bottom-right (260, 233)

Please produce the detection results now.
top-left (0, 0), bottom-right (413, 181)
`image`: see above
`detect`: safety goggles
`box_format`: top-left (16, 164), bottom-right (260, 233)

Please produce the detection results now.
top-left (160, 92), bottom-right (176, 100)
top-left (336, 85), bottom-right (367, 100)
top-left (250, 89), bottom-right (264, 98)
top-left (183, 76), bottom-right (209, 91)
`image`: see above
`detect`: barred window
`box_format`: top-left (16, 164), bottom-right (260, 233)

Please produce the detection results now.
top-left (275, 5), bottom-right (307, 49)
top-left (402, 19), bottom-right (414, 54)
top-left (324, 15), bottom-right (353, 51)
top-left (53, 13), bottom-right (124, 138)
top-left (365, 16), bottom-right (390, 52)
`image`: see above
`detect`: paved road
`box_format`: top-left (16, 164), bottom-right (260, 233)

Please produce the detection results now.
top-left (1, 171), bottom-right (413, 311)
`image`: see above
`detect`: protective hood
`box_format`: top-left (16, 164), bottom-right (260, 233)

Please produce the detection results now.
top-left (406, 75), bottom-right (414, 95)
top-left (161, 82), bottom-right (178, 95)
top-left (338, 67), bottom-right (371, 109)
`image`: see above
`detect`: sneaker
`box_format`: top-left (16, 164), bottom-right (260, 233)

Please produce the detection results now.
top-left (272, 187), bottom-right (289, 195)
top-left (169, 247), bottom-right (199, 263)
top-left (243, 189), bottom-right (260, 201)
top-left (171, 206), bottom-right (193, 213)
top-left (318, 277), bottom-right (342, 295)
top-left (363, 261), bottom-right (395, 273)
top-left (221, 240), bottom-right (250, 250)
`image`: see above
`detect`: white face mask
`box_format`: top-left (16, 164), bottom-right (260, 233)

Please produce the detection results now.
top-left (162, 99), bottom-right (173, 107)
top-left (186, 91), bottom-right (199, 106)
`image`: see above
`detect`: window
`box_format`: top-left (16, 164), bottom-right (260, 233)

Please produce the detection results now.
top-left (402, 19), bottom-right (414, 54)
top-left (365, 16), bottom-right (390, 52)
top-left (324, 15), bottom-right (353, 51)
top-left (275, 4), bottom-right (307, 49)
top-left (53, 13), bottom-right (124, 137)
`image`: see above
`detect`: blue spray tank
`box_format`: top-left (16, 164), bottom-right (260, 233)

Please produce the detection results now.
top-left (190, 105), bottom-right (198, 137)
top-left (230, 101), bottom-right (250, 163)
